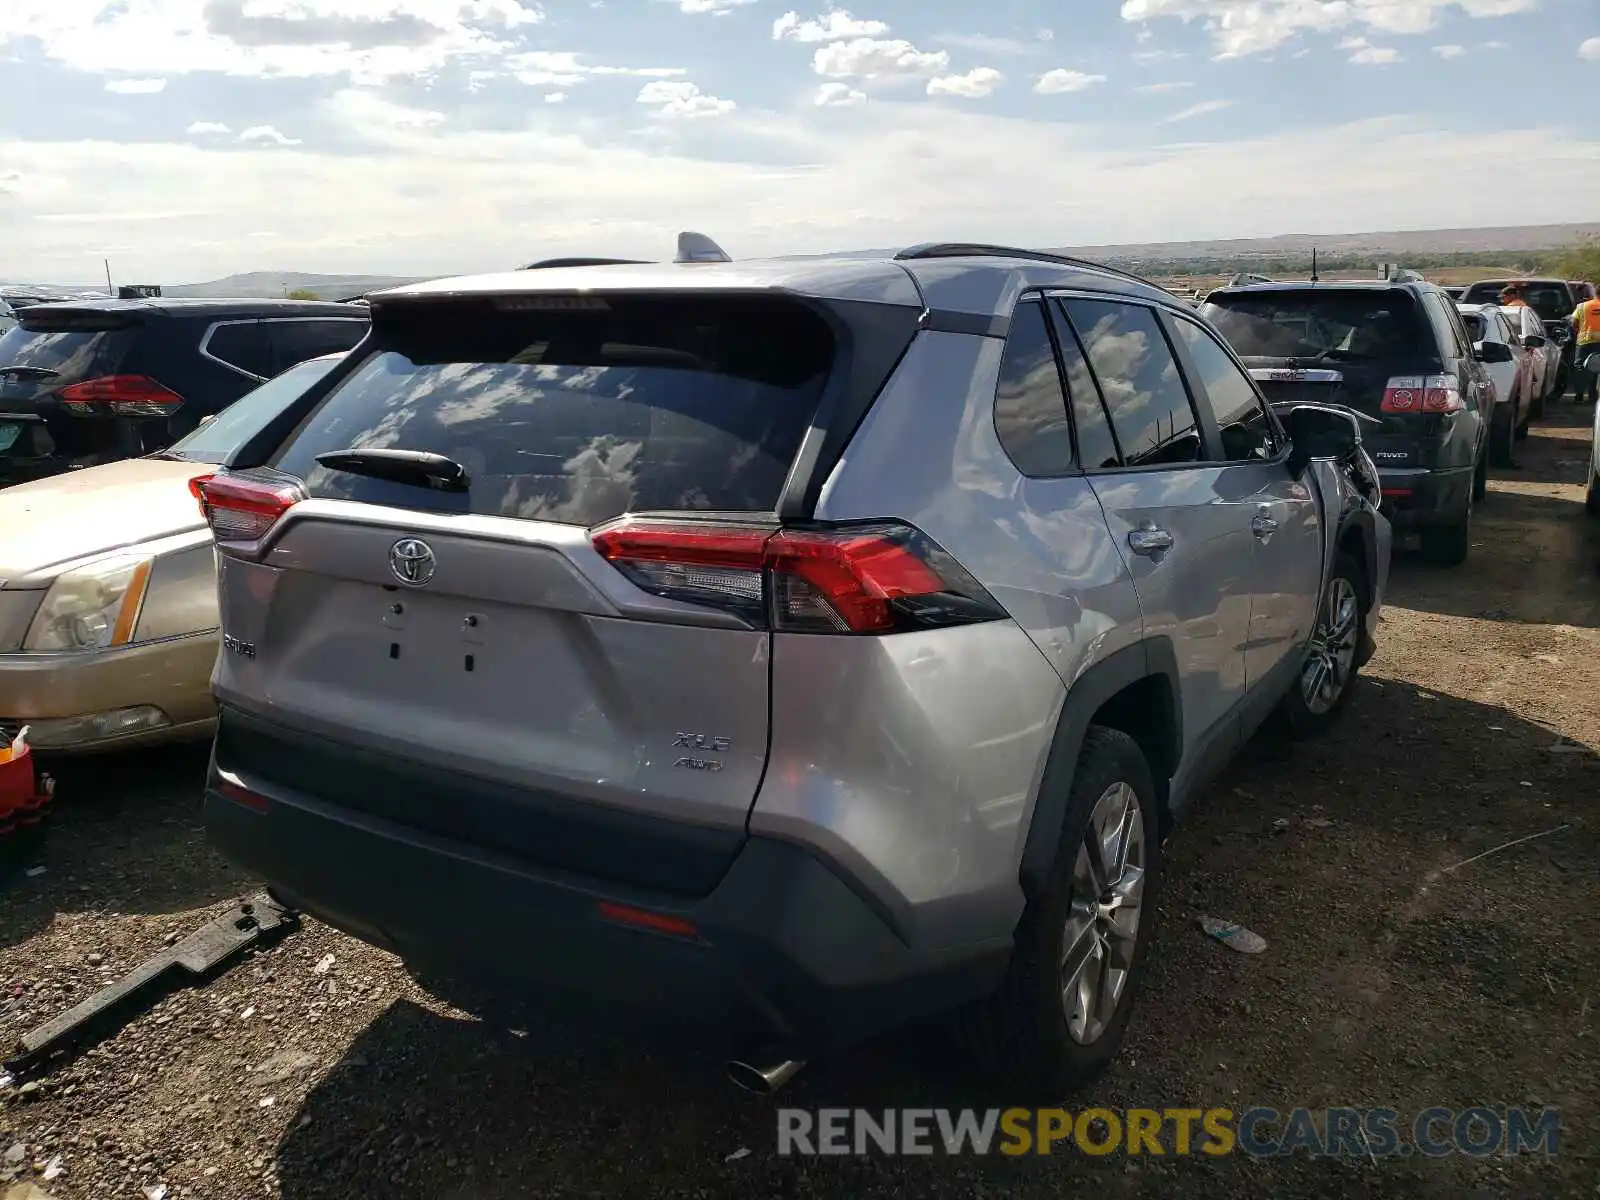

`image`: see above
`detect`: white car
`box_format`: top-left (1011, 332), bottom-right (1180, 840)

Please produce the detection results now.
top-left (1584, 346), bottom-right (1600, 513)
top-left (1457, 303), bottom-right (1533, 466)
top-left (1488, 301), bottom-right (1559, 416)
top-left (0, 299), bottom-right (15, 337)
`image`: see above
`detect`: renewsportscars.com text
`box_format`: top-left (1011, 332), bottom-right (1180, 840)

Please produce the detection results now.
top-left (776, 1106), bottom-right (1561, 1158)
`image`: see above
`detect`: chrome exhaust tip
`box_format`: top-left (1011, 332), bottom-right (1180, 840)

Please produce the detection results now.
top-left (725, 1058), bottom-right (805, 1095)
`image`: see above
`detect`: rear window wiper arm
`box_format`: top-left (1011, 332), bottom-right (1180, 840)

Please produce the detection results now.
top-left (0, 365), bottom-right (60, 379)
top-left (314, 448), bottom-right (470, 492)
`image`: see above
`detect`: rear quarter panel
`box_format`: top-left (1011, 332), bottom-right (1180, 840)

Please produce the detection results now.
top-left (750, 330), bottom-right (1144, 950)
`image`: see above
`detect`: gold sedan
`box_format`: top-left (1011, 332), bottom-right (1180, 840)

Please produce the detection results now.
top-left (0, 354), bottom-right (342, 752)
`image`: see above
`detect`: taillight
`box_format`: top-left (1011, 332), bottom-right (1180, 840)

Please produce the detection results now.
top-left (194, 471), bottom-right (305, 545)
top-left (57, 374), bottom-right (185, 417)
top-left (590, 517), bottom-right (1005, 634)
top-left (1381, 375), bottom-right (1463, 414)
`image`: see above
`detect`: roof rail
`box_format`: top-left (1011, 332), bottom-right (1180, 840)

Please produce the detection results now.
top-left (893, 242), bottom-right (1159, 288)
top-left (675, 232), bottom-right (732, 264)
top-left (520, 257), bottom-right (651, 270)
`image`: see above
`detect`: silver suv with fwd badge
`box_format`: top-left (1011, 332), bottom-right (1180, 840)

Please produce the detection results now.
top-left (196, 238), bottom-right (1390, 1094)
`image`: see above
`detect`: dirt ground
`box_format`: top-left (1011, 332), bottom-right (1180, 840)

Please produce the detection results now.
top-left (1, 403), bottom-right (1597, 1200)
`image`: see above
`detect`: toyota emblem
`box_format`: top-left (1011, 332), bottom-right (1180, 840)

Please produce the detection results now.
top-left (389, 538), bottom-right (436, 586)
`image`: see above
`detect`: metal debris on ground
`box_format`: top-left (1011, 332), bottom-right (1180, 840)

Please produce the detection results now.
top-left (2, 892), bottom-right (299, 1079)
top-left (1441, 824), bottom-right (1573, 875)
top-left (142, 1184), bottom-right (168, 1200)
top-left (39, 1158), bottom-right (60, 1183)
top-left (725, 1148), bottom-right (751, 1163)
top-left (313, 954), bottom-right (335, 975)
top-left (1198, 916), bottom-right (1268, 954)
top-left (1306, 817), bottom-right (1334, 829)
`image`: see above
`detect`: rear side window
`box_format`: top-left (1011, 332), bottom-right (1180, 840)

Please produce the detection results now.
top-left (1051, 305), bottom-right (1120, 470)
top-left (1421, 293), bottom-right (1467, 359)
top-left (1200, 290), bottom-right (1431, 365)
top-left (993, 299), bottom-right (1072, 475)
top-left (1459, 312), bottom-right (1486, 341)
top-left (205, 321), bottom-right (273, 378)
top-left (1062, 298), bottom-right (1203, 467)
top-left (269, 318), bottom-right (367, 373)
top-left (0, 322), bottom-right (134, 381)
top-left (274, 296), bottom-right (833, 525)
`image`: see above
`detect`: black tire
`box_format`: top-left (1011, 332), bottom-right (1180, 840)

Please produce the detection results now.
top-left (1489, 412), bottom-right (1515, 468)
top-left (1279, 552), bottom-right (1366, 738)
top-left (1421, 514), bottom-right (1471, 566)
top-left (1471, 452), bottom-right (1488, 501)
top-left (1587, 472), bottom-right (1600, 517)
top-left (1530, 387), bottom-right (1545, 420)
top-left (962, 727), bottom-right (1161, 1097)
top-left (1514, 415), bottom-right (1530, 442)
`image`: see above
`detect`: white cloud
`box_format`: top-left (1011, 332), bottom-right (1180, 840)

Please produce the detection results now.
top-left (1432, 43), bottom-right (1467, 57)
top-left (1346, 39), bottom-right (1402, 64)
top-left (679, 0), bottom-right (757, 13)
top-left (813, 37), bottom-right (948, 79)
top-left (0, 0), bottom-right (547, 85)
top-left (815, 81), bottom-right (868, 106)
top-left (545, 91), bottom-right (568, 103)
top-left (238, 125), bottom-right (302, 147)
top-left (1134, 80), bottom-right (1193, 91)
top-left (1480, 39), bottom-right (1508, 48)
top-left (1037, 27), bottom-right (1054, 41)
top-left (1158, 98), bottom-right (1235, 122)
top-left (104, 78), bottom-right (167, 94)
top-left (1133, 48), bottom-right (1187, 63)
top-left (1582, 37), bottom-right (1600, 61)
top-left (927, 67), bottom-right (1003, 98)
top-left (4, 111), bottom-right (1597, 284)
top-left (508, 51), bottom-right (686, 88)
top-left (773, 9), bottom-right (890, 41)
top-left (933, 33), bottom-right (1035, 55)
top-left (185, 121), bottom-right (231, 135)
top-left (1119, 0), bottom-right (1539, 58)
top-left (636, 80), bottom-right (736, 118)
top-left (1034, 68), bottom-right (1107, 94)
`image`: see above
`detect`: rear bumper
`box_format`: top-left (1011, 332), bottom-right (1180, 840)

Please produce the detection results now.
top-left (1376, 466), bottom-right (1472, 528)
top-left (204, 708), bottom-right (1009, 1053)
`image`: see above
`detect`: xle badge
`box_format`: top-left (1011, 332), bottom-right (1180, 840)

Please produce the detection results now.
top-left (674, 731), bottom-right (730, 772)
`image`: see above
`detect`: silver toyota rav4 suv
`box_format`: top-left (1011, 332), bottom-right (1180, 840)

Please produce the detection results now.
top-left (197, 240), bottom-right (1390, 1094)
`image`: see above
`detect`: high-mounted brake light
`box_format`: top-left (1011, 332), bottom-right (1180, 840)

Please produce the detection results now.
top-left (57, 374), bottom-right (185, 418)
top-left (194, 472), bottom-right (305, 544)
top-left (591, 517), bottom-right (1005, 634)
top-left (1381, 375), bottom-right (1463, 414)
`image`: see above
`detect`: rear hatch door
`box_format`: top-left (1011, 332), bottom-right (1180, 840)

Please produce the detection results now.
top-left (213, 292), bottom-right (847, 894)
top-left (0, 308), bottom-right (142, 479)
top-left (1200, 288), bottom-right (1442, 468)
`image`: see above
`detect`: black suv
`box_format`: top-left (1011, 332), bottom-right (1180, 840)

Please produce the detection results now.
top-left (1201, 278), bottom-right (1491, 566)
top-left (1460, 278), bottom-right (1578, 394)
top-left (0, 299), bottom-right (369, 486)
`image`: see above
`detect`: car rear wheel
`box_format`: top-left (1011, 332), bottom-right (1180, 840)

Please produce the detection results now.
top-left (1586, 471), bottom-right (1600, 517)
top-left (961, 727), bottom-right (1160, 1096)
top-left (1471, 452), bottom-right (1488, 501)
top-left (1530, 387), bottom-right (1545, 420)
top-left (1280, 553), bottom-right (1365, 737)
top-left (1421, 507), bottom-right (1472, 566)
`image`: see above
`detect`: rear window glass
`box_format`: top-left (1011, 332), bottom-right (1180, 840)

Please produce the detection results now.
top-left (273, 297), bottom-right (834, 525)
top-left (0, 322), bottom-right (134, 380)
top-left (1460, 282), bottom-right (1571, 320)
top-left (168, 355), bottom-right (341, 465)
top-left (205, 322), bottom-right (273, 378)
top-left (1199, 291), bottom-right (1429, 363)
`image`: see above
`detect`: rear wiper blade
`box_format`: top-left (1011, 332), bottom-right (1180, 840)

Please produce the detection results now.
top-left (313, 448), bottom-right (470, 492)
top-left (0, 365), bottom-right (60, 379)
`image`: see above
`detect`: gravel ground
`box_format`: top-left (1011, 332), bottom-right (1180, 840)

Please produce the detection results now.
top-left (2, 404), bottom-right (1598, 1199)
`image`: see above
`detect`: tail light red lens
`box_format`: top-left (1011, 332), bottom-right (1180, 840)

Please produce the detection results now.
top-left (195, 471), bottom-right (305, 544)
top-left (1381, 375), bottom-right (1463, 414)
top-left (591, 516), bottom-right (1005, 634)
top-left (57, 374), bottom-right (185, 417)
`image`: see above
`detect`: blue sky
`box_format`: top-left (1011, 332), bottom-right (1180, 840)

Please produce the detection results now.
top-left (1, 0), bottom-right (1597, 282)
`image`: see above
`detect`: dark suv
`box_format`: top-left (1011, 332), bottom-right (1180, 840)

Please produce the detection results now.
top-left (1201, 279), bottom-right (1491, 566)
top-left (0, 299), bottom-right (368, 486)
top-left (1460, 279), bottom-right (1579, 394)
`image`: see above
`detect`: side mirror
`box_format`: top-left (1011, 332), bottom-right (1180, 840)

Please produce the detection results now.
top-left (1523, 334), bottom-right (1546, 349)
top-left (1475, 340), bottom-right (1514, 364)
top-left (1284, 404), bottom-right (1360, 476)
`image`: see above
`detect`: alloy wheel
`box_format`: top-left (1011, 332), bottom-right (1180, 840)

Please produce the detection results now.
top-left (1061, 781), bottom-right (1145, 1044)
top-left (1301, 576), bottom-right (1359, 715)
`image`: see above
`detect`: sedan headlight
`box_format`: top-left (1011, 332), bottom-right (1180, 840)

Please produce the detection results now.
top-left (22, 556), bottom-right (154, 652)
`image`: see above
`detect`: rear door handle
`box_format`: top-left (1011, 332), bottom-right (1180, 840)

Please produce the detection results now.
top-left (1127, 526), bottom-right (1174, 557)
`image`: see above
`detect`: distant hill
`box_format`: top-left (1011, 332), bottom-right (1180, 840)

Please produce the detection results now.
top-left (161, 271), bottom-right (421, 300)
top-left (1052, 223), bottom-right (1599, 269)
